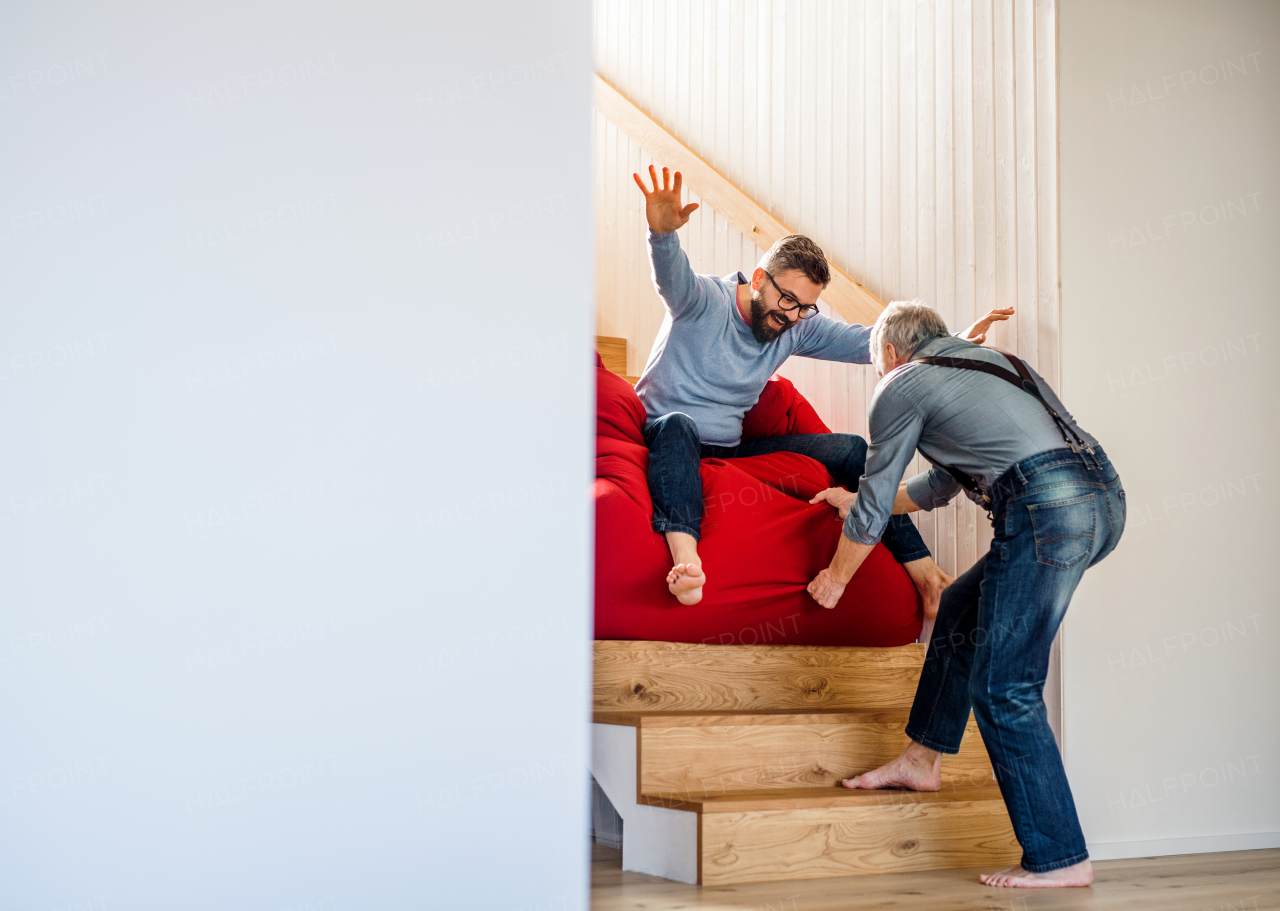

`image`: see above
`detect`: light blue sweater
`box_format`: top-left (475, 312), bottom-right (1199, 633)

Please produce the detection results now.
top-left (635, 229), bottom-right (872, 447)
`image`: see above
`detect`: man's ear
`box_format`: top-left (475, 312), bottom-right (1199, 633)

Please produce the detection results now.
top-left (750, 267), bottom-right (765, 291)
top-left (883, 342), bottom-right (898, 368)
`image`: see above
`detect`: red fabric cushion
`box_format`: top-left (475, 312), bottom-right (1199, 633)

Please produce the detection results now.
top-left (740, 373), bottom-right (831, 439)
top-left (593, 357), bottom-right (921, 647)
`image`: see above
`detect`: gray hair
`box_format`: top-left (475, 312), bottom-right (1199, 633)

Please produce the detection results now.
top-left (870, 299), bottom-right (951, 363)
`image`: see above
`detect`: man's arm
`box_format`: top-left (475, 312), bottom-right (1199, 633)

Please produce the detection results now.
top-left (903, 466), bottom-right (963, 512)
top-left (790, 313), bottom-right (872, 364)
top-left (634, 166), bottom-right (716, 319)
top-left (807, 387), bottom-right (924, 608)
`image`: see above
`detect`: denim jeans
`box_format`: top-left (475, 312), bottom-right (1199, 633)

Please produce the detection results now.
top-left (904, 446), bottom-right (1125, 873)
top-left (642, 411), bottom-right (932, 565)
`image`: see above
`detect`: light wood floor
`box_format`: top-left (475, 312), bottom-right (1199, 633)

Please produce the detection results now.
top-left (591, 841), bottom-right (1280, 911)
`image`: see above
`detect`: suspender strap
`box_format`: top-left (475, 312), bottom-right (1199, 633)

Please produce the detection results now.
top-left (914, 351), bottom-right (1092, 454)
top-left (911, 349), bottom-right (1094, 510)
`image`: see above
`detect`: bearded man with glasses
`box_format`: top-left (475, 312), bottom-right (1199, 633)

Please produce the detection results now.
top-left (631, 164), bottom-right (1010, 610)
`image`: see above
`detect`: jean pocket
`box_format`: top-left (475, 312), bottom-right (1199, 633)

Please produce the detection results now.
top-left (1028, 494), bottom-right (1097, 569)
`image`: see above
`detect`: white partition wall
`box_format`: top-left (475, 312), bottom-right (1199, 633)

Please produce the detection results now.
top-left (1059, 0), bottom-right (1280, 859)
top-left (0, 1), bottom-right (594, 907)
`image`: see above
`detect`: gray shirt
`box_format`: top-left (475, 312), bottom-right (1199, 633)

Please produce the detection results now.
top-left (635, 229), bottom-right (872, 447)
top-left (846, 334), bottom-right (1099, 545)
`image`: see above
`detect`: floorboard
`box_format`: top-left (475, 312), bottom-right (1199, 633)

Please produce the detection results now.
top-left (591, 841), bottom-right (1280, 910)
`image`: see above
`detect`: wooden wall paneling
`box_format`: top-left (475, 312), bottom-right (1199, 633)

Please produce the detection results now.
top-left (864, 0), bottom-right (883, 305)
top-left (676, 0), bottom-right (691, 147)
top-left (626, 137), bottom-right (642, 378)
top-left (898, 0), bottom-right (923, 552)
top-left (595, 76), bottom-right (888, 324)
top-left (848, 0), bottom-right (868, 440)
top-left (1035, 0), bottom-right (1060, 390)
top-left (971, 0), bottom-right (998, 559)
top-left (1014, 0), bottom-right (1040, 368)
top-left (992, 0), bottom-right (1018, 356)
top-left (770, 1), bottom-right (786, 222)
top-left (881, 0), bottom-right (901, 305)
top-left (913, 0), bottom-right (937, 559)
top-left (931, 0), bottom-right (955, 576)
top-left (728, 0), bottom-right (744, 223)
top-left (899, 0), bottom-right (917, 310)
top-left (784, 2), bottom-right (802, 232)
top-left (953, 0), bottom-right (979, 572)
top-left (932, 0), bottom-right (958, 577)
top-left (640, 0), bottom-right (653, 117)
top-left (602, 116), bottom-right (618, 342)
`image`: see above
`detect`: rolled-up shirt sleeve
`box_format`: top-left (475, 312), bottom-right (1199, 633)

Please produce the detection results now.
top-left (905, 466), bottom-right (963, 512)
top-left (845, 386), bottom-right (925, 545)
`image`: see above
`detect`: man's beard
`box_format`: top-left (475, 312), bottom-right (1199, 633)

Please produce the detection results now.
top-left (749, 293), bottom-right (795, 344)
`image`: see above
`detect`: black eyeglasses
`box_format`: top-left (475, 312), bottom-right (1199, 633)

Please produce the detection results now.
top-left (763, 270), bottom-right (820, 319)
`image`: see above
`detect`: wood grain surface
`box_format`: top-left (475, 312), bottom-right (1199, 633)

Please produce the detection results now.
top-left (698, 799), bottom-right (1021, 885)
top-left (633, 710), bottom-right (994, 797)
top-left (593, 840), bottom-right (1280, 910)
top-left (593, 640), bottom-right (927, 712)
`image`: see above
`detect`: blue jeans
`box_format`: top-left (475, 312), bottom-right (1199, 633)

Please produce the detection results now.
top-left (905, 446), bottom-right (1125, 873)
top-left (642, 411), bottom-right (932, 565)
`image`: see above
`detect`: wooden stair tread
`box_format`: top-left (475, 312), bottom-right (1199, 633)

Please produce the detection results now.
top-left (641, 781), bottom-right (1006, 813)
top-left (594, 640), bottom-right (927, 712)
top-left (594, 708), bottom-right (910, 727)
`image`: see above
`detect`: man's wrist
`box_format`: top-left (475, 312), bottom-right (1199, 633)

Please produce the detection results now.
top-left (828, 536), bottom-right (857, 584)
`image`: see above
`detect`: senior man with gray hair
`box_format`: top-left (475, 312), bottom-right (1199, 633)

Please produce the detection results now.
top-left (806, 300), bottom-right (1125, 889)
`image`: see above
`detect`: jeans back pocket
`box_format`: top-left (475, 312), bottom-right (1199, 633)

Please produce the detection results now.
top-left (1028, 494), bottom-right (1097, 570)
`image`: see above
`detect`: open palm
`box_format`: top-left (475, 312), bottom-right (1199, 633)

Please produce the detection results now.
top-left (633, 164), bottom-right (699, 233)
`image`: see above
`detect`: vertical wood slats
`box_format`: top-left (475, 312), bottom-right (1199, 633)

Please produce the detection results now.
top-left (594, 0), bottom-right (1060, 581)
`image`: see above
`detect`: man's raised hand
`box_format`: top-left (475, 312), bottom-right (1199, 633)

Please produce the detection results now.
top-left (633, 165), bottom-right (699, 234)
top-left (961, 307), bottom-right (1015, 345)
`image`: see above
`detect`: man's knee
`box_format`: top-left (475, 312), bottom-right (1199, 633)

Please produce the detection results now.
top-left (969, 680), bottom-right (1042, 723)
top-left (648, 412), bottom-right (699, 445)
top-left (831, 432), bottom-right (869, 463)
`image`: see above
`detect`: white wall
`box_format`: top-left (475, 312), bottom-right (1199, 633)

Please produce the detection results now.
top-left (0, 2), bottom-right (593, 908)
top-left (1060, 0), bottom-right (1280, 859)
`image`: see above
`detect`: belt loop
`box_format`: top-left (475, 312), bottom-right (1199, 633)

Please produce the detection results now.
top-left (1013, 462), bottom-right (1028, 486)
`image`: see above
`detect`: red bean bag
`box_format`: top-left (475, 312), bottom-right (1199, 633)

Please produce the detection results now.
top-left (593, 353), bottom-right (922, 646)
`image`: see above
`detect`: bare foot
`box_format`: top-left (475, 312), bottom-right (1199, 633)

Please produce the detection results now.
top-left (980, 859), bottom-right (1094, 888)
top-left (666, 562), bottom-right (705, 605)
top-left (841, 742), bottom-right (942, 791)
top-left (903, 558), bottom-right (953, 619)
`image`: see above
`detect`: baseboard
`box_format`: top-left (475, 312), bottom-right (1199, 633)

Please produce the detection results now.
top-left (1088, 831), bottom-right (1280, 861)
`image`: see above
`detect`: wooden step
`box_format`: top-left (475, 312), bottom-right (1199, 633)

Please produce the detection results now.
top-left (594, 640), bottom-right (926, 713)
top-left (591, 640), bottom-right (1020, 885)
top-left (684, 784), bottom-right (1021, 885)
top-left (595, 708), bottom-right (995, 799)
top-left (596, 335), bottom-right (628, 375)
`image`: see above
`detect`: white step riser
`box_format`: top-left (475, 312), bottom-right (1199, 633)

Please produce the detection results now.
top-left (590, 722), bottom-right (698, 884)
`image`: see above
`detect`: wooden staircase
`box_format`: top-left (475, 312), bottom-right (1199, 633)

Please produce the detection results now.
top-left (591, 640), bottom-right (1020, 885)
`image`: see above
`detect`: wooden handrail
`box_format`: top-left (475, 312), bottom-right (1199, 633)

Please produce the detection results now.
top-left (594, 74), bottom-right (885, 327)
